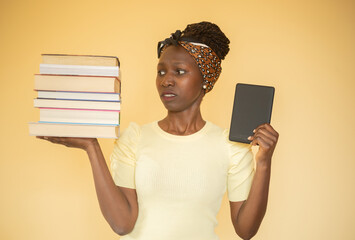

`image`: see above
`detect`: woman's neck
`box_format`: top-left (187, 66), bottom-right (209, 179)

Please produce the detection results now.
top-left (158, 108), bottom-right (205, 136)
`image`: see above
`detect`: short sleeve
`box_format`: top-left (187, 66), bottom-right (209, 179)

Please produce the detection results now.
top-left (223, 129), bottom-right (255, 202)
top-left (110, 122), bottom-right (141, 189)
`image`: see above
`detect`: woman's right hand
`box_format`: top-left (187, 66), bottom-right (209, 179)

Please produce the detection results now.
top-left (36, 136), bottom-right (97, 151)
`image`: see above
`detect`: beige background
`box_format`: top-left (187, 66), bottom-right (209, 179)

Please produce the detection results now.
top-left (1, 0), bottom-right (354, 239)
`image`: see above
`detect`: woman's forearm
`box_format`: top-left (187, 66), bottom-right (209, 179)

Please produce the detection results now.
top-left (233, 123), bottom-right (278, 239)
top-left (85, 140), bottom-right (137, 235)
top-left (234, 162), bottom-right (271, 239)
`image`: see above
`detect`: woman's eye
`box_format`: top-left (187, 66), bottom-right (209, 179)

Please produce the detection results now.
top-left (158, 70), bottom-right (166, 76)
top-left (177, 69), bottom-right (186, 75)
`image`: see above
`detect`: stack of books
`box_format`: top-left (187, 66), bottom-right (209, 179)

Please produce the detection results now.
top-left (29, 54), bottom-right (121, 138)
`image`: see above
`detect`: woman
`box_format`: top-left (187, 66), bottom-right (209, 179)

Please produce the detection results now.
top-left (38, 21), bottom-right (279, 240)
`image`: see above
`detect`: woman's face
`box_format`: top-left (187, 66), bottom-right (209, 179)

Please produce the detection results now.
top-left (156, 45), bottom-right (204, 112)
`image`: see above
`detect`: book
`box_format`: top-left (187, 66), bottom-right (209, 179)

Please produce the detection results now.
top-left (37, 91), bottom-right (120, 101)
top-left (30, 53), bottom-right (122, 139)
top-left (40, 64), bottom-right (119, 77)
top-left (39, 108), bottom-right (120, 125)
top-left (41, 54), bottom-right (120, 67)
top-left (34, 98), bottom-right (120, 110)
top-left (34, 74), bottom-right (120, 93)
top-left (29, 122), bottom-right (119, 138)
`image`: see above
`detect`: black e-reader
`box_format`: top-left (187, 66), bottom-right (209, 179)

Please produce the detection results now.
top-left (229, 83), bottom-right (275, 144)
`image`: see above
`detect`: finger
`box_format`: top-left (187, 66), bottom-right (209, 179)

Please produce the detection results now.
top-left (55, 137), bottom-right (69, 144)
top-left (250, 131), bottom-right (274, 146)
top-left (263, 124), bottom-right (279, 139)
top-left (255, 127), bottom-right (278, 142)
top-left (249, 125), bottom-right (270, 142)
top-left (45, 137), bottom-right (63, 144)
top-left (253, 136), bottom-right (270, 149)
top-left (37, 136), bottom-right (50, 141)
top-left (253, 123), bottom-right (269, 133)
top-left (253, 123), bottom-right (279, 139)
top-left (251, 132), bottom-right (274, 149)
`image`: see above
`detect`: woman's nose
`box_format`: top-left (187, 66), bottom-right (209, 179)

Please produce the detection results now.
top-left (160, 72), bottom-right (175, 87)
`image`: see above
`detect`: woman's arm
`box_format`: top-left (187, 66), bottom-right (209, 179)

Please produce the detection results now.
top-left (37, 137), bottom-right (138, 235)
top-left (229, 123), bottom-right (278, 239)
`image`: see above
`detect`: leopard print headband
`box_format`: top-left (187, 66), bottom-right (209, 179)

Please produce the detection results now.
top-left (157, 30), bottom-right (222, 93)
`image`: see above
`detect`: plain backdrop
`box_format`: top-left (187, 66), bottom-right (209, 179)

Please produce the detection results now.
top-left (1, 0), bottom-right (354, 239)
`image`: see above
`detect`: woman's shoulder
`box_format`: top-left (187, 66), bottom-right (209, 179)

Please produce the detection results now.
top-left (205, 121), bottom-right (230, 140)
top-left (121, 121), bottom-right (158, 137)
top-left (206, 121), bottom-right (251, 150)
top-left (122, 122), bottom-right (141, 136)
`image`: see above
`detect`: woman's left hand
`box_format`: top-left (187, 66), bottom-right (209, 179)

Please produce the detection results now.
top-left (247, 123), bottom-right (279, 166)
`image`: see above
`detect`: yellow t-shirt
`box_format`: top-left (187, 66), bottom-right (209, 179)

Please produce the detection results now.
top-left (110, 121), bottom-right (254, 240)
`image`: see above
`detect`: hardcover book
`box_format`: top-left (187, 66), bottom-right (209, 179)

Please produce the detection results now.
top-left (40, 64), bottom-right (119, 77)
top-left (34, 98), bottom-right (121, 111)
top-left (41, 54), bottom-right (120, 67)
top-left (29, 122), bottom-right (119, 138)
top-left (34, 74), bottom-right (120, 93)
top-left (39, 108), bottom-right (120, 125)
top-left (37, 91), bottom-right (120, 101)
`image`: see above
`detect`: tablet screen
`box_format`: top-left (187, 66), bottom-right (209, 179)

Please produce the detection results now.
top-left (229, 83), bottom-right (275, 143)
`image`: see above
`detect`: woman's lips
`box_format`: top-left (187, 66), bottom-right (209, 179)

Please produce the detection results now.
top-left (161, 92), bottom-right (177, 101)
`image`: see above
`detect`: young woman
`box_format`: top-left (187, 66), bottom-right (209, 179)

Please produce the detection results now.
top-left (38, 21), bottom-right (279, 240)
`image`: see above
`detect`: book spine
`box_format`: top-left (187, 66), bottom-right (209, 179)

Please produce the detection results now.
top-left (40, 64), bottom-right (119, 77)
top-left (34, 99), bottom-right (121, 110)
top-left (38, 121), bottom-right (119, 126)
top-left (39, 107), bottom-right (120, 112)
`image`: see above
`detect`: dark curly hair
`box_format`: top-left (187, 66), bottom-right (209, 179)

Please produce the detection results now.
top-left (181, 21), bottom-right (230, 60)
